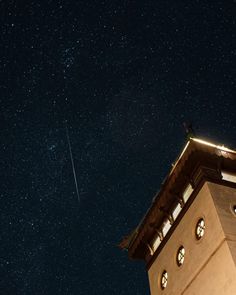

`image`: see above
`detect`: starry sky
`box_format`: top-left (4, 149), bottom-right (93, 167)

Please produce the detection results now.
top-left (1, 0), bottom-right (235, 294)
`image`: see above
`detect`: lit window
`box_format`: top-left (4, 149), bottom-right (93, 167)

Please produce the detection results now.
top-left (222, 171), bottom-right (236, 183)
top-left (176, 246), bottom-right (185, 266)
top-left (162, 220), bottom-right (171, 236)
top-left (195, 218), bottom-right (205, 240)
top-left (183, 184), bottom-right (193, 203)
top-left (152, 235), bottom-right (161, 252)
top-left (160, 270), bottom-right (168, 290)
top-left (172, 203), bottom-right (181, 220)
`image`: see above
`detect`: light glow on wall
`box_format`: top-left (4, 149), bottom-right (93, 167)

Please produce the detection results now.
top-left (192, 138), bottom-right (236, 154)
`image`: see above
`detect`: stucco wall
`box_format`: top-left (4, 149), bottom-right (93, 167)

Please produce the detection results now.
top-left (208, 182), bottom-right (236, 266)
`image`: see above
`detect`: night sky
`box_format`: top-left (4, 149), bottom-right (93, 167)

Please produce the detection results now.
top-left (1, 1), bottom-right (236, 294)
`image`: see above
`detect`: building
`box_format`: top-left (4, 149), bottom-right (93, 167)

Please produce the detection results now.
top-left (120, 138), bottom-right (236, 294)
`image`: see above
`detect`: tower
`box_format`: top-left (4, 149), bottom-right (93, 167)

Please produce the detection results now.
top-left (120, 138), bottom-right (236, 294)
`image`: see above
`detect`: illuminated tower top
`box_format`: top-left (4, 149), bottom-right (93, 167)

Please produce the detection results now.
top-left (120, 138), bottom-right (236, 295)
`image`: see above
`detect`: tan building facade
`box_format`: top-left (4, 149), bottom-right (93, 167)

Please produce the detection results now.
top-left (120, 138), bottom-right (236, 295)
top-left (149, 182), bottom-right (236, 295)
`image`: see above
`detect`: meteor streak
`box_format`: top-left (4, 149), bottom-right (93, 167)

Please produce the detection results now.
top-left (65, 124), bottom-right (80, 204)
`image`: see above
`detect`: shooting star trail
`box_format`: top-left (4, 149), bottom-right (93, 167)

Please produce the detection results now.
top-left (65, 124), bottom-right (80, 204)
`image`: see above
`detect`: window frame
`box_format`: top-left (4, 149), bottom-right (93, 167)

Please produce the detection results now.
top-left (176, 246), bottom-right (185, 267)
top-left (195, 218), bottom-right (206, 240)
top-left (160, 270), bottom-right (168, 290)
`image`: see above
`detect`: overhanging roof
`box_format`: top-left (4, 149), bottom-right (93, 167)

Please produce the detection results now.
top-left (121, 138), bottom-right (236, 261)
